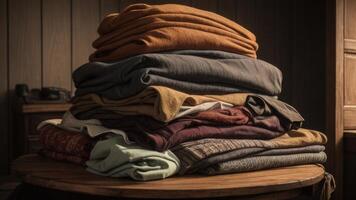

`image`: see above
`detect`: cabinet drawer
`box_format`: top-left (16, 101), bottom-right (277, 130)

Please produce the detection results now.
top-left (27, 135), bottom-right (42, 153)
top-left (27, 113), bottom-right (64, 134)
top-left (344, 106), bottom-right (356, 129)
top-left (345, 54), bottom-right (356, 105)
top-left (345, 0), bottom-right (356, 40)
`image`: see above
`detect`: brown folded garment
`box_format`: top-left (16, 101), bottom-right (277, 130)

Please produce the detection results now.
top-left (38, 125), bottom-right (96, 164)
top-left (245, 95), bottom-right (304, 130)
top-left (101, 106), bottom-right (286, 151)
top-left (90, 4), bottom-right (258, 61)
top-left (71, 86), bottom-right (248, 122)
top-left (172, 128), bottom-right (327, 174)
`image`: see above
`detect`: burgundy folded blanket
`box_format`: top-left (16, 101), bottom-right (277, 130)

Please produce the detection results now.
top-left (101, 106), bottom-right (286, 151)
top-left (38, 125), bottom-right (96, 165)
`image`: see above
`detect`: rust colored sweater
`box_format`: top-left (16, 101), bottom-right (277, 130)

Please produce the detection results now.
top-left (90, 4), bottom-right (258, 62)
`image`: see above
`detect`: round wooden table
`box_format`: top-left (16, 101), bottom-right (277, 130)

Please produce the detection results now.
top-left (11, 154), bottom-right (325, 200)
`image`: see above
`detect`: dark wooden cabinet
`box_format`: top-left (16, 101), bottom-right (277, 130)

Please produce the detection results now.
top-left (13, 102), bottom-right (71, 157)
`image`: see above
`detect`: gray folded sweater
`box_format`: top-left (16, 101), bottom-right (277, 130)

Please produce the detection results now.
top-left (73, 50), bottom-right (282, 99)
top-left (201, 152), bottom-right (327, 175)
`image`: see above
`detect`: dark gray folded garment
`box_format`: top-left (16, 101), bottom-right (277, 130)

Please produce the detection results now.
top-left (73, 50), bottom-right (282, 99)
top-left (200, 151), bottom-right (327, 175)
top-left (245, 95), bottom-right (304, 130)
top-left (179, 145), bottom-right (325, 174)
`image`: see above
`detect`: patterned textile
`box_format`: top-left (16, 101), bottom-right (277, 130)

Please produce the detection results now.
top-left (38, 124), bottom-right (96, 164)
top-left (188, 145), bottom-right (325, 174)
top-left (172, 128), bottom-right (327, 173)
top-left (202, 152), bottom-right (327, 175)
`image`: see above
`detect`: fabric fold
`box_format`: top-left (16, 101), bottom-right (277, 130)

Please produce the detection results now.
top-left (86, 136), bottom-right (180, 181)
top-left (74, 50), bottom-right (283, 99)
top-left (172, 128), bottom-right (327, 174)
top-left (71, 85), bottom-right (246, 122)
top-left (186, 145), bottom-right (325, 174)
top-left (91, 4), bottom-right (258, 61)
top-left (202, 152), bottom-right (327, 175)
top-left (245, 95), bottom-right (304, 130)
top-left (101, 106), bottom-right (287, 151)
top-left (38, 125), bottom-right (96, 164)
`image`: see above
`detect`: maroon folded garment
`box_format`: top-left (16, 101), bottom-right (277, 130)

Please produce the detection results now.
top-left (102, 106), bottom-right (286, 151)
top-left (38, 125), bottom-right (96, 164)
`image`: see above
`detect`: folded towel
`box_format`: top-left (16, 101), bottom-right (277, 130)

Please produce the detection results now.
top-left (202, 152), bottom-right (327, 175)
top-left (73, 50), bottom-right (282, 99)
top-left (91, 4), bottom-right (258, 61)
top-left (172, 128), bottom-right (327, 174)
top-left (86, 135), bottom-right (180, 181)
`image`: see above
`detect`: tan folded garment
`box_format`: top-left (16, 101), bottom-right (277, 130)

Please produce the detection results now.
top-left (174, 128), bottom-right (328, 158)
top-left (72, 86), bottom-right (248, 122)
top-left (90, 4), bottom-right (258, 62)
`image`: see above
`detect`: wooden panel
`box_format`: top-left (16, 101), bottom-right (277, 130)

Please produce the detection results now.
top-left (120, 0), bottom-right (188, 9)
top-left (42, 0), bottom-right (71, 90)
top-left (22, 103), bottom-right (72, 114)
top-left (344, 106), bottom-right (356, 129)
top-left (217, 0), bottom-right (235, 21)
top-left (345, 54), bottom-right (356, 105)
top-left (344, 132), bottom-right (356, 199)
top-left (254, 0), bottom-right (276, 64)
top-left (100, 0), bottom-right (120, 20)
top-left (345, 39), bottom-right (356, 53)
top-left (152, 0), bottom-right (191, 5)
top-left (9, 0), bottom-right (42, 89)
top-left (191, 0), bottom-right (218, 12)
top-left (345, 0), bottom-right (356, 40)
top-left (275, 1), bottom-right (294, 104)
top-left (325, 0), bottom-right (344, 199)
top-left (120, 0), bottom-right (142, 10)
top-left (8, 0), bottom-right (42, 166)
top-left (72, 0), bottom-right (100, 91)
top-left (235, 0), bottom-right (256, 37)
top-left (0, 0), bottom-right (8, 175)
top-left (292, 0), bottom-right (326, 131)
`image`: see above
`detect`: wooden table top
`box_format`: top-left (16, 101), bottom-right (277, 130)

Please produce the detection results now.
top-left (12, 154), bottom-right (325, 199)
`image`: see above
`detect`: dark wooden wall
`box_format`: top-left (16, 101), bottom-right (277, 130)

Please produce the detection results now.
top-left (0, 0), bottom-right (326, 175)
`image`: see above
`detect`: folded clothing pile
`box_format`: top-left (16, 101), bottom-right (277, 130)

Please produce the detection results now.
top-left (38, 3), bottom-right (327, 181)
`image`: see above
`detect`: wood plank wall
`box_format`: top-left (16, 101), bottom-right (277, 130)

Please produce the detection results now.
top-left (0, 0), bottom-right (326, 175)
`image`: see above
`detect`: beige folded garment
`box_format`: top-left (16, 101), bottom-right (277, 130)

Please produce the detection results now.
top-left (72, 86), bottom-right (248, 122)
top-left (90, 4), bottom-right (258, 61)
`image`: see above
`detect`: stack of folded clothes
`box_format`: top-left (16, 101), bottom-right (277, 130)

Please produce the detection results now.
top-left (37, 3), bottom-right (328, 181)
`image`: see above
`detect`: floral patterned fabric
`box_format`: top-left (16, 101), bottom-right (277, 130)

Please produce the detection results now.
top-left (38, 124), bottom-right (96, 165)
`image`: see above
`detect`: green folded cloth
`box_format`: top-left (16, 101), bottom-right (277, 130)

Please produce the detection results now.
top-left (86, 136), bottom-right (180, 181)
